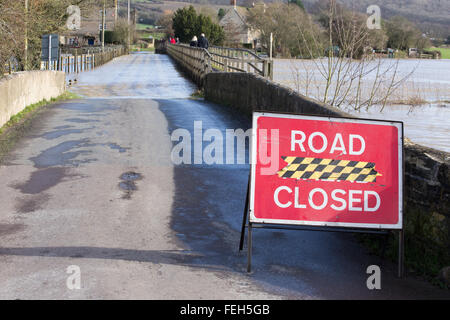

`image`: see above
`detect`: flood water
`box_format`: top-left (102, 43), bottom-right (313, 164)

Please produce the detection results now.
top-left (274, 59), bottom-right (450, 152)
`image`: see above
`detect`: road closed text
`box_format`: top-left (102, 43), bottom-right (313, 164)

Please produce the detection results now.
top-left (273, 187), bottom-right (381, 212)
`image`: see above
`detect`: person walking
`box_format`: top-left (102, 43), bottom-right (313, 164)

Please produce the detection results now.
top-left (197, 33), bottom-right (209, 49)
top-left (190, 36), bottom-right (198, 47)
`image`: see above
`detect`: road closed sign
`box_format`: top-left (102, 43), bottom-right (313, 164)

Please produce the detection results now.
top-left (250, 112), bottom-right (403, 229)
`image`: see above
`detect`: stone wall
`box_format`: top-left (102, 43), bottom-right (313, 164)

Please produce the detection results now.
top-left (204, 71), bottom-right (450, 278)
top-left (0, 71), bottom-right (66, 128)
top-left (204, 72), bottom-right (350, 117)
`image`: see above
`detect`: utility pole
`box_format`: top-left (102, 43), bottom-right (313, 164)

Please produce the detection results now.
top-left (24, 0), bottom-right (28, 70)
top-left (114, 0), bottom-right (118, 25)
top-left (128, 0), bottom-right (131, 25)
top-left (269, 32), bottom-right (273, 60)
top-left (128, 0), bottom-right (131, 49)
top-left (102, 0), bottom-right (106, 50)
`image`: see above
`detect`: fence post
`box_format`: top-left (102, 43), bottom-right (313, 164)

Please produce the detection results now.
top-left (263, 60), bottom-right (269, 78)
top-left (268, 60), bottom-right (274, 80)
top-left (206, 55), bottom-right (212, 73)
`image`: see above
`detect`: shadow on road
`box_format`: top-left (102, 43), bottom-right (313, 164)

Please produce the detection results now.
top-left (158, 97), bottom-right (450, 300)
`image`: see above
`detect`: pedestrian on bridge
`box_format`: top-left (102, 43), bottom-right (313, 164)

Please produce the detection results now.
top-left (197, 33), bottom-right (209, 49)
top-left (190, 36), bottom-right (198, 47)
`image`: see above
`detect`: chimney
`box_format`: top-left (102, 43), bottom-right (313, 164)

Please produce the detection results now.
top-left (230, 0), bottom-right (236, 9)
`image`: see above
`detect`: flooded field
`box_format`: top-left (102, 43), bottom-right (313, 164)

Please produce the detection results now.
top-left (343, 104), bottom-right (450, 152)
top-left (273, 59), bottom-right (450, 152)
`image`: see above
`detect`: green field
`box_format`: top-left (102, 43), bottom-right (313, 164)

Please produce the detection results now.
top-left (135, 23), bottom-right (165, 40)
top-left (137, 31), bottom-right (165, 40)
top-left (136, 23), bottom-right (154, 31)
top-left (427, 47), bottom-right (450, 59)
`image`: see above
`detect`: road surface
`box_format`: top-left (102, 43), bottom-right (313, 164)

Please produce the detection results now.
top-left (0, 52), bottom-right (448, 299)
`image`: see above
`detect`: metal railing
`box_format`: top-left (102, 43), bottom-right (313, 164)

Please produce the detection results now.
top-left (61, 45), bottom-right (124, 55)
top-left (166, 43), bottom-right (273, 80)
top-left (208, 45), bottom-right (273, 79)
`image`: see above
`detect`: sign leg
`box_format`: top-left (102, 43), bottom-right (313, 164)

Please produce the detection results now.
top-left (247, 222), bottom-right (252, 273)
top-left (239, 177), bottom-right (250, 251)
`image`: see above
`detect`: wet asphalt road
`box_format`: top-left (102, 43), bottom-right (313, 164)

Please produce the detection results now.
top-left (0, 53), bottom-right (448, 299)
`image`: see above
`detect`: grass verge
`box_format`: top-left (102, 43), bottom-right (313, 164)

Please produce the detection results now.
top-left (427, 47), bottom-right (450, 59)
top-left (0, 91), bottom-right (80, 163)
top-left (190, 89), bottom-right (204, 99)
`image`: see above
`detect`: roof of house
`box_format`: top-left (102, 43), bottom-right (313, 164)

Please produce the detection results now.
top-left (219, 6), bottom-right (251, 28)
top-left (65, 7), bottom-right (117, 37)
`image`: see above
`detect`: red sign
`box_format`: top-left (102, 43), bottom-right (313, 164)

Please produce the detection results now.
top-left (250, 112), bottom-right (403, 229)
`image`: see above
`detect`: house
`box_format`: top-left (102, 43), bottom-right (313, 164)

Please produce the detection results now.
top-left (219, 0), bottom-right (260, 48)
top-left (62, 7), bottom-right (117, 47)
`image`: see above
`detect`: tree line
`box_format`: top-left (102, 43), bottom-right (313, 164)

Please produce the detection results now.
top-left (157, 0), bottom-right (430, 58)
top-left (246, 0), bottom-right (431, 59)
top-left (160, 5), bottom-right (225, 45)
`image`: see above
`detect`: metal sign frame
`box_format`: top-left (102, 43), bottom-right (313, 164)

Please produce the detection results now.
top-left (239, 111), bottom-right (405, 277)
top-left (41, 34), bottom-right (59, 62)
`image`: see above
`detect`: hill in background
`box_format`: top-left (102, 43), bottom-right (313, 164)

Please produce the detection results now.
top-left (140, 0), bottom-right (449, 38)
top-left (304, 0), bottom-right (450, 38)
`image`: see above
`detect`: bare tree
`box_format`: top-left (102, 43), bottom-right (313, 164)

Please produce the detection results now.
top-left (0, 1), bottom-right (24, 74)
top-left (292, 0), bottom-right (415, 111)
top-left (0, 0), bottom-right (98, 74)
top-left (157, 10), bottom-right (174, 38)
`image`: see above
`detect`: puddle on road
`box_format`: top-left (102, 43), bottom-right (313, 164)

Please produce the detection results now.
top-left (120, 172), bottom-right (141, 181)
top-left (12, 167), bottom-right (69, 194)
top-left (40, 128), bottom-right (89, 140)
top-left (65, 118), bottom-right (100, 124)
top-left (119, 171), bottom-right (142, 199)
top-left (108, 143), bottom-right (129, 153)
top-left (119, 181), bottom-right (137, 191)
top-left (29, 139), bottom-right (94, 168)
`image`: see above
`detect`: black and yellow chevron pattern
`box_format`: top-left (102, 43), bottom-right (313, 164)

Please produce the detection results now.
top-left (277, 156), bottom-right (382, 182)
